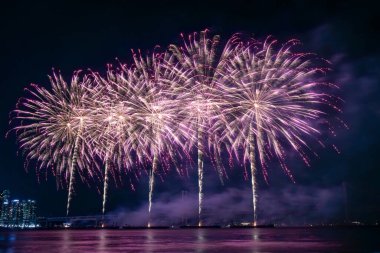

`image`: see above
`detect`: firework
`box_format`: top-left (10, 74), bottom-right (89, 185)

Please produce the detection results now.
top-left (10, 31), bottom-right (339, 225)
top-left (11, 71), bottom-right (99, 215)
top-left (86, 68), bottom-right (137, 215)
top-left (217, 36), bottom-right (337, 225)
top-left (113, 51), bottom-right (188, 227)
top-left (168, 30), bottom-right (238, 226)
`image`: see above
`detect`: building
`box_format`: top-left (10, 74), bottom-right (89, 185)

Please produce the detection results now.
top-left (0, 190), bottom-right (10, 223)
top-left (0, 190), bottom-right (37, 228)
top-left (22, 200), bottom-right (37, 226)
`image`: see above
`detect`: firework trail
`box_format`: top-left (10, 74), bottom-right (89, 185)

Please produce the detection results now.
top-left (86, 70), bottom-right (136, 215)
top-left (111, 51), bottom-right (188, 227)
top-left (217, 36), bottom-right (339, 225)
top-left (169, 30), bottom-right (238, 226)
top-left (11, 71), bottom-right (98, 216)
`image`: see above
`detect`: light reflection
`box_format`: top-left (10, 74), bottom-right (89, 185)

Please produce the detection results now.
top-left (251, 229), bottom-right (261, 253)
top-left (0, 228), bottom-right (363, 252)
top-left (252, 230), bottom-right (260, 241)
top-left (144, 230), bottom-right (155, 253)
top-left (196, 229), bottom-right (205, 253)
top-left (97, 229), bottom-right (107, 252)
top-left (1, 233), bottom-right (15, 253)
top-left (60, 230), bottom-right (71, 253)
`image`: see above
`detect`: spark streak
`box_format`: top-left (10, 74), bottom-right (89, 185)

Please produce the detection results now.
top-left (67, 118), bottom-right (83, 215)
top-left (102, 159), bottom-right (109, 215)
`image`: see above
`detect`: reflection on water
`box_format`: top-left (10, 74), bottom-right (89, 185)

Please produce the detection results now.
top-left (252, 230), bottom-right (259, 241)
top-left (96, 230), bottom-right (106, 252)
top-left (0, 228), bottom-right (379, 253)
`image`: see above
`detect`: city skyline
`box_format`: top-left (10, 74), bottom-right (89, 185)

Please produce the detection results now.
top-left (0, 189), bottom-right (37, 228)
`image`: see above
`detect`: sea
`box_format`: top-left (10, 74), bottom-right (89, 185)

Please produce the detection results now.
top-left (1, 227), bottom-right (379, 253)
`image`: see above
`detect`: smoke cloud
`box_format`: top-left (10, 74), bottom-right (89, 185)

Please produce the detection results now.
top-left (110, 185), bottom-right (344, 226)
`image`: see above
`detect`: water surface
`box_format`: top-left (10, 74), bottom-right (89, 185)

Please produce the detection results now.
top-left (1, 228), bottom-right (379, 253)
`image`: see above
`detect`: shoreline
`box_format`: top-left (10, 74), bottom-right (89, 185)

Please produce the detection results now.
top-left (1, 224), bottom-right (379, 231)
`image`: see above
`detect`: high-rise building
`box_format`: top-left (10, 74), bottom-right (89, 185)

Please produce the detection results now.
top-left (0, 190), bottom-right (37, 228)
top-left (9, 199), bottom-right (22, 227)
top-left (22, 200), bottom-right (37, 226)
top-left (0, 190), bottom-right (10, 225)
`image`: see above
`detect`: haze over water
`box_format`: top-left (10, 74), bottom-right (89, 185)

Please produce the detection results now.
top-left (1, 228), bottom-right (379, 253)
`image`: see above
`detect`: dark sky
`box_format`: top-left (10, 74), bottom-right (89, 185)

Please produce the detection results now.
top-left (0, 0), bottom-right (379, 224)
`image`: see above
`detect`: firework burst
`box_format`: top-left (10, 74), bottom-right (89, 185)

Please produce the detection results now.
top-left (217, 36), bottom-right (339, 225)
top-left (168, 30), bottom-right (241, 226)
top-left (111, 50), bottom-right (189, 226)
top-left (85, 68), bottom-right (137, 215)
top-left (11, 71), bottom-right (99, 215)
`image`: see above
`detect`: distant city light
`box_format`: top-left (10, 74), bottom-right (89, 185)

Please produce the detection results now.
top-left (0, 190), bottom-right (37, 228)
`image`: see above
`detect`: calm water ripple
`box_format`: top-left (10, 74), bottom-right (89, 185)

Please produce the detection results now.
top-left (0, 228), bottom-right (379, 253)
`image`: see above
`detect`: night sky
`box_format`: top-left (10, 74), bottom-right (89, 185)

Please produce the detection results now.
top-left (1, 0), bottom-right (379, 225)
